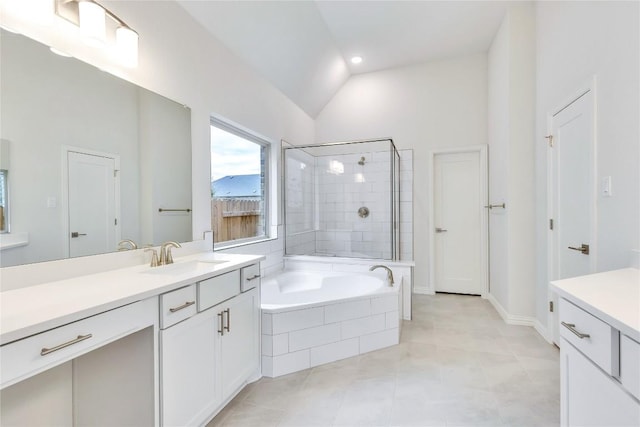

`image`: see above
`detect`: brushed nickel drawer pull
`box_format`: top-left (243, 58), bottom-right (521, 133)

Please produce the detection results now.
top-left (218, 312), bottom-right (224, 336)
top-left (561, 321), bottom-right (591, 339)
top-left (246, 274), bottom-right (261, 281)
top-left (41, 334), bottom-right (93, 356)
top-left (224, 309), bottom-right (230, 333)
top-left (169, 301), bottom-right (195, 313)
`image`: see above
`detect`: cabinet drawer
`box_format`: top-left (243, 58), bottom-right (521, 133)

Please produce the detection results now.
top-left (160, 285), bottom-right (197, 329)
top-left (0, 298), bottom-right (156, 389)
top-left (198, 270), bottom-right (240, 311)
top-left (559, 298), bottom-right (619, 376)
top-left (240, 263), bottom-right (261, 292)
top-left (621, 335), bottom-right (640, 400)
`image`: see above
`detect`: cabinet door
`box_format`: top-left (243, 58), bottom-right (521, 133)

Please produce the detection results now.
top-left (561, 338), bottom-right (640, 427)
top-left (160, 310), bottom-right (218, 427)
top-left (219, 289), bottom-right (259, 398)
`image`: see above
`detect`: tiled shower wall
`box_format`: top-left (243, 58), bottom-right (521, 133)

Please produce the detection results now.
top-left (284, 148), bottom-right (413, 262)
top-left (315, 151), bottom-right (394, 259)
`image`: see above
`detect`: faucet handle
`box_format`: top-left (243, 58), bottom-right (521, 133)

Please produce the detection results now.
top-left (144, 248), bottom-right (159, 267)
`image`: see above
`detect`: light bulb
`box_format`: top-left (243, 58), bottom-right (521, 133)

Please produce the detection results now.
top-left (79, 1), bottom-right (106, 47)
top-left (116, 26), bottom-right (138, 68)
top-left (350, 56), bottom-right (363, 64)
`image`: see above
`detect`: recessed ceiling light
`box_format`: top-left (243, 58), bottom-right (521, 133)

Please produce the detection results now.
top-left (351, 56), bottom-right (363, 64)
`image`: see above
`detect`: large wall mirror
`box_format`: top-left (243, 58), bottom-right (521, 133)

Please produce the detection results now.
top-left (0, 29), bottom-right (192, 268)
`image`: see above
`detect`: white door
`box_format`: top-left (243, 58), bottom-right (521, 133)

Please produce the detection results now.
top-left (68, 151), bottom-right (117, 257)
top-left (160, 310), bottom-right (218, 427)
top-left (434, 151), bottom-right (484, 295)
top-left (549, 90), bottom-right (595, 344)
top-left (219, 289), bottom-right (259, 398)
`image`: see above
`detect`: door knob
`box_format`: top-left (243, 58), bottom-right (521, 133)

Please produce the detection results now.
top-left (435, 228), bottom-right (448, 233)
top-left (71, 232), bottom-right (87, 238)
top-left (568, 244), bottom-right (589, 255)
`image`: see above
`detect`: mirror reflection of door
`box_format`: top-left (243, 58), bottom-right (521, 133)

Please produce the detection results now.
top-left (67, 151), bottom-right (119, 257)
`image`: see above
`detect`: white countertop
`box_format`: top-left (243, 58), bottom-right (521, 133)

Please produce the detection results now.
top-left (550, 268), bottom-right (640, 342)
top-left (0, 252), bottom-right (265, 345)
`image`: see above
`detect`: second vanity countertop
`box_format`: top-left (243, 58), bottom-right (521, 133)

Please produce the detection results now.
top-left (0, 252), bottom-right (265, 345)
top-left (550, 268), bottom-right (640, 341)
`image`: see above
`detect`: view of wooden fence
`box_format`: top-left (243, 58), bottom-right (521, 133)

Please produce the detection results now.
top-left (211, 199), bottom-right (261, 243)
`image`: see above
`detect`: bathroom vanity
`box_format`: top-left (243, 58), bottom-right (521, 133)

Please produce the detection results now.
top-left (550, 268), bottom-right (640, 427)
top-left (0, 252), bottom-right (264, 426)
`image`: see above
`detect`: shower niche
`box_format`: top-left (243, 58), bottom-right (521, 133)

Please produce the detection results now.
top-left (284, 139), bottom-right (400, 260)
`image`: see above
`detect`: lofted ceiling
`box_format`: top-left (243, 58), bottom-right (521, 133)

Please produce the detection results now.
top-left (177, 1), bottom-right (509, 118)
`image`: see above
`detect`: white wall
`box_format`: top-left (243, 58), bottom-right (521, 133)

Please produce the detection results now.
top-left (487, 4), bottom-right (537, 322)
top-left (0, 0), bottom-right (315, 284)
top-left (316, 54), bottom-right (488, 293)
top-left (535, 1), bottom-right (640, 326)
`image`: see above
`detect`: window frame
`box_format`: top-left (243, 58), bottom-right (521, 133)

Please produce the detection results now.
top-left (210, 117), bottom-right (272, 249)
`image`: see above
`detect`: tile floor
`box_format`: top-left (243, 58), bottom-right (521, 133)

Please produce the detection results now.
top-left (209, 293), bottom-right (560, 427)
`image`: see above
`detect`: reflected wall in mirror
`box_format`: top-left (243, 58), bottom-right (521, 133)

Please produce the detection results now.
top-left (0, 29), bottom-right (192, 267)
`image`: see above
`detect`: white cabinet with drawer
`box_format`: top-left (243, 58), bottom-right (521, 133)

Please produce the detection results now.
top-left (159, 285), bottom-right (197, 329)
top-left (198, 270), bottom-right (240, 311)
top-left (1, 298), bottom-right (157, 389)
top-left (559, 298), bottom-right (619, 376)
top-left (240, 263), bottom-right (261, 292)
top-left (561, 337), bottom-right (640, 427)
top-left (158, 262), bottom-right (261, 426)
top-left (552, 269), bottom-right (640, 427)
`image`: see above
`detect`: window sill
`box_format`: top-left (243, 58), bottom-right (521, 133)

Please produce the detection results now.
top-left (215, 236), bottom-right (277, 252)
top-left (0, 232), bottom-right (29, 251)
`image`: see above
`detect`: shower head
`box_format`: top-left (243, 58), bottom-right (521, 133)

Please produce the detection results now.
top-left (358, 156), bottom-right (365, 165)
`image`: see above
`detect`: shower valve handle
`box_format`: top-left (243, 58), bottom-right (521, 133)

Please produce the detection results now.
top-left (435, 228), bottom-right (448, 233)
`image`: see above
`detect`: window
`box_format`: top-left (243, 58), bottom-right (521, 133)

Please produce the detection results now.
top-left (210, 119), bottom-right (270, 247)
top-left (0, 169), bottom-right (7, 233)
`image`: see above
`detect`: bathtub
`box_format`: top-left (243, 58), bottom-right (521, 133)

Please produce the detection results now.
top-left (262, 270), bottom-right (395, 310)
top-left (261, 270), bottom-right (401, 377)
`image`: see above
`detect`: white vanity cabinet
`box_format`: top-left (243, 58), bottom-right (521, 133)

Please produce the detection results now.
top-left (159, 306), bottom-right (218, 427)
top-left (0, 299), bottom-right (158, 426)
top-left (215, 287), bottom-right (260, 398)
top-left (159, 262), bottom-right (261, 426)
top-left (552, 269), bottom-right (640, 427)
top-left (0, 253), bottom-right (264, 427)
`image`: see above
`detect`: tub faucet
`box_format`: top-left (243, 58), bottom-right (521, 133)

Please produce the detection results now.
top-left (369, 265), bottom-right (394, 286)
top-left (159, 241), bottom-right (181, 265)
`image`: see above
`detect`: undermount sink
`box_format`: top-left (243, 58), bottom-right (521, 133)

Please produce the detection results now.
top-left (142, 259), bottom-right (229, 275)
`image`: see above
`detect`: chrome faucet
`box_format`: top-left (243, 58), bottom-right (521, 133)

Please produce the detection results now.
top-left (369, 265), bottom-right (394, 286)
top-left (118, 239), bottom-right (138, 251)
top-left (159, 241), bottom-right (181, 265)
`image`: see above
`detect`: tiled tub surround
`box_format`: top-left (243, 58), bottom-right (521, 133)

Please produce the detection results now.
top-left (261, 271), bottom-right (402, 377)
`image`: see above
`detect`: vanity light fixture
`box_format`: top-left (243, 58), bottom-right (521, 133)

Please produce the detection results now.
top-left (55, 0), bottom-right (139, 67)
top-left (78, 0), bottom-right (106, 47)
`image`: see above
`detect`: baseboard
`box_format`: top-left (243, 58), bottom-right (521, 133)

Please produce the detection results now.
top-left (486, 293), bottom-right (536, 327)
top-left (413, 287), bottom-right (435, 295)
top-left (534, 319), bottom-right (552, 343)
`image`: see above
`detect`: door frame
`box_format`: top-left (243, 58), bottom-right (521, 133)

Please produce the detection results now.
top-left (546, 77), bottom-right (598, 344)
top-left (61, 146), bottom-right (121, 258)
top-left (427, 144), bottom-right (488, 296)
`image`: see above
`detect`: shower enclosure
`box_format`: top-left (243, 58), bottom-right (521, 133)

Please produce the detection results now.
top-left (283, 139), bottom-right (400, 261)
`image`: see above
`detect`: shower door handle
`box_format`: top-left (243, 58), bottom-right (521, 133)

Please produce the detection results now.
top-left (435, 228), bottom-right (448, 233)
